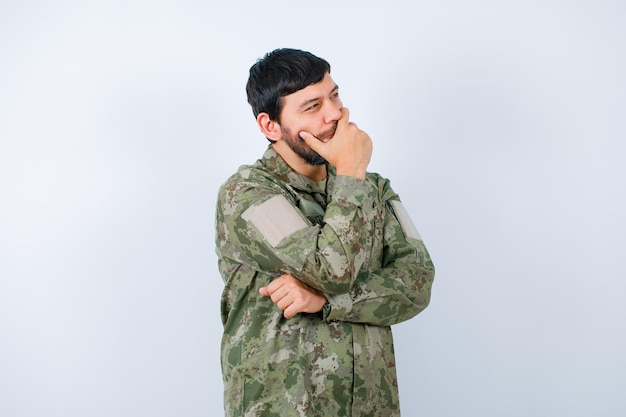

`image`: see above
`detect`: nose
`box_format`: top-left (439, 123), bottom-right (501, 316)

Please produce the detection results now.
top-left (324, 100), bottom-right (342, 124)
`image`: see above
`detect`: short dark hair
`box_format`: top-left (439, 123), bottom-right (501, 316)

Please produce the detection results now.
top-left (246, 48), bottom-right (331, 122)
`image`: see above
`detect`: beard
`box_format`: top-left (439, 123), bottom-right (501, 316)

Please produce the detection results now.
top-left (281, 124), bottom-right (336, 166)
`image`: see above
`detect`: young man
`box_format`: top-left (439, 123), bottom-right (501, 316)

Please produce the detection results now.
top-left (215, 48), bottom-right (435, 417)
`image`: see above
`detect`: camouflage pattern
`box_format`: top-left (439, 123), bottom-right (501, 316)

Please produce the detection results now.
top-left (215, 146), bottom-right (435, 416)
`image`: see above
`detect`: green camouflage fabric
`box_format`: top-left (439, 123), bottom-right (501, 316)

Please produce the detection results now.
top-left (215, 146), bottom-right (435, 417)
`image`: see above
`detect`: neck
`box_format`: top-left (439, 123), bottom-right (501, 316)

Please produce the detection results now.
top-left (272, 142), bottom-right (327, 181)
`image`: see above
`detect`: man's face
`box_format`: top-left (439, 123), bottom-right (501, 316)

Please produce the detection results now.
top-left (277, 73), bottom-right (343, 166)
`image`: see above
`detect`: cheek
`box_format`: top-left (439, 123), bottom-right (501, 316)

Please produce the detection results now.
top-left (296, 120), bottom-right (319, 136)
top-left (283, 114), bottom-right (324, 137)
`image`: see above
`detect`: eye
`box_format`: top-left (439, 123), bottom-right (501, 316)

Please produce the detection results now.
top-left (305, 103), bottom-right (319, 111)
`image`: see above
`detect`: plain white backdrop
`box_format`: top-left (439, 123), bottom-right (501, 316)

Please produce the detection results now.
top-left (1, 1), bottom-right (625, 416)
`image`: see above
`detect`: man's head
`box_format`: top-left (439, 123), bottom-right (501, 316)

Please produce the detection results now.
top-left (246, 49), bottom-right (343, 168)
top-left (246, 48), bottom-right (331, 122)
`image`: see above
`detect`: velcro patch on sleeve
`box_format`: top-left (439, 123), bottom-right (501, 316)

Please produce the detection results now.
top-left (242, 195), bottom-right (308, 247)
top-left (391, 200), bottom-right (423, 241)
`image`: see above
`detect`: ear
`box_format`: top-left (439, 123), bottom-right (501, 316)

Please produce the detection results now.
top-left (257, 113), bottom-right (282, 141)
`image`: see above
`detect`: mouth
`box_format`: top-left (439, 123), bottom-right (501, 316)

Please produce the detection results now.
top-left (318, 124), bottom-right (337, 143)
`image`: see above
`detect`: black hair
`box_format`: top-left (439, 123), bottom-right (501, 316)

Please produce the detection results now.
top-left (246, 48), bottom-right (331, 122)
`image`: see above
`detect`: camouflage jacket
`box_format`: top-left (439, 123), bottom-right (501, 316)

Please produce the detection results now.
top-left (215, 146), bottom-right (435, 417)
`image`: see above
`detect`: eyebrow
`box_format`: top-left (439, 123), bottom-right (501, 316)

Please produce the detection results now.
top-left (298, 84), bottom-right (339, 110)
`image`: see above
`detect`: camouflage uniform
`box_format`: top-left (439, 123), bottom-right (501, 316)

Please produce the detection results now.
top-left (215, 146), bottom-right (434, 417)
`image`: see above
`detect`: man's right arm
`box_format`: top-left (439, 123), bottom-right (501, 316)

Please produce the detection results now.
top-left (215, 173), bottom-right (378, 295)
top-left (216, 108), bottom-right (376, 295)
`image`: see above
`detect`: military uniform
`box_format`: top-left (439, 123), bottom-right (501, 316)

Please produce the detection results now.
top-left (215, 146), bottom-right (435, 417)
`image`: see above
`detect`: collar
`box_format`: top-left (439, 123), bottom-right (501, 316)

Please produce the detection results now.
top-left (259, 145), bottom-right (335, 194)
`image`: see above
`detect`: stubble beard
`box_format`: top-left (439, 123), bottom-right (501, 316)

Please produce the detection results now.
top-left (281, 124), bottom-right (336, 166)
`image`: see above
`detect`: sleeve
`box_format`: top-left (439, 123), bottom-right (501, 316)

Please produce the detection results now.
top-left (215, 171), bottom-right (378, 295)
top-left (321, 182), bottom-right (435, 326)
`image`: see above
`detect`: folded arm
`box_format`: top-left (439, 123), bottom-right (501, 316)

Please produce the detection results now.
top-left (216, 173), bottom-right (378, 295)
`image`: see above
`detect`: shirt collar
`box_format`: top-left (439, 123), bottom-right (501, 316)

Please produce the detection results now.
top-left (259, 145), bottom-right (335, 194)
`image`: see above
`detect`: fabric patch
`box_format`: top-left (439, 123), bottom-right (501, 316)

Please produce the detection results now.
top-left (242, 195), bottom-right (308, 247)
top-left (390, 200), bottom-right (422, 241)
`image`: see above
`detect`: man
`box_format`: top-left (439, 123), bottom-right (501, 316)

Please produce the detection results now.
top-left (215, 48), bottom-right (435, 417)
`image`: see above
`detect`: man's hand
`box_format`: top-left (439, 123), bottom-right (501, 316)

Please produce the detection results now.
top-left (299, 107), bottom-right (372, 179)
top-left (259, 274), bottom-right (328, 319)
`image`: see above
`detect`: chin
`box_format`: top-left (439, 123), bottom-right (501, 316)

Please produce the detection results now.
top-left (304, 153), bottom-right (327, 166)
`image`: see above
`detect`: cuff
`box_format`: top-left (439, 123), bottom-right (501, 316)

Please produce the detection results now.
top-left (331, 175), bottom-right (377, 209)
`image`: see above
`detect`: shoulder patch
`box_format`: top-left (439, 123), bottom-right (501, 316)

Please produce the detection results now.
top-left (390, 200), bottom-right (422, 241)
top-left (242, 195), bottom-right (308, 247)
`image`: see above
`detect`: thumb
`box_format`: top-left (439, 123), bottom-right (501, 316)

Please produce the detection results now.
top-left (299, 130), bottom-right (324, 153)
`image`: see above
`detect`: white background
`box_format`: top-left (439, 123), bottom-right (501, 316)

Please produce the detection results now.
top-left (1, 1), bottom-right (625, 416)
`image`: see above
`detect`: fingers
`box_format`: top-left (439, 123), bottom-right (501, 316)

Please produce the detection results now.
top-left (299, 107), bottom-right (372, 178)
top-left (269, 285), bottom-right (293, 309)
top-left (299, 130), bottom-right (330, 162)
top-left (336, 107), bottom-right (350, 130)
top-left (299, 107), bottom-right (350, 152)
top-left (282, 304), bottom-right (298, 319)
top-left (299, 106), bottom-right (371, 178)
top-left (259, 274), bottom-right (327, 318)
top-left (260, 274), bottom-right (292, 296)
top-left (259, 276), bottom-right (295, 316)
top-left (298, 130), bottom-right (318, 147)
top-left (258, 274), bottom-right (294, 308)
